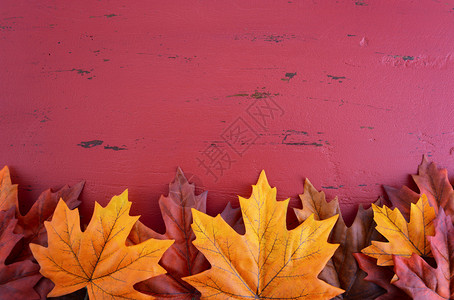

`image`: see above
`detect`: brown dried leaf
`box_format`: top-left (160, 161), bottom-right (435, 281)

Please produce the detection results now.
top-left (294, 179), bottom-right (384, 299)
top-left (385, 155), bottom-right (454, 220)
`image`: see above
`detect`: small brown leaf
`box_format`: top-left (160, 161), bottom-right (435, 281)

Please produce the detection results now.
top-left (385, 156), bottom-right (454, 220)
top-left (294, 180), bottom-right (384, 299)
top-left (295, 179), bottom-right (340, 221)
top-left (415, 156), bottom-right (454, 216)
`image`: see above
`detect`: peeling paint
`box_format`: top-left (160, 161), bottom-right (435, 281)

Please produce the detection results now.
top-left (77, 140), bottom-right (103, 148)
top-left (381, 54), bottom-right (454, 69)
top-left (250, 91), bottom-right (271, 99)
top-left (104, 145), bottom-right (127, 151)
top-left (327, 75), bottom-right (347, 83)
top-left (281, 130), bottom-right (326, 147)
top-left (227, 93), bottom-right (249, 97)
top-left (322, 185), bottom-right (344, 190)
top-left (281, 72), bottom-right (297, 82)
top-left (354, 0), bottom-right (368, 6)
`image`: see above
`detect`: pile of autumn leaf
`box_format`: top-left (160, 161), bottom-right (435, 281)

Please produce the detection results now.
top-left (1, 157), bottom-right (453, 299)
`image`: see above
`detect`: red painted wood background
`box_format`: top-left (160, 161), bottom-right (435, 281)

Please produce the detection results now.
top-left (1, 0), bottom-right (454, 230)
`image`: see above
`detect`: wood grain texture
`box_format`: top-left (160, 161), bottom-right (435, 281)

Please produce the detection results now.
top-left (1, 0), bottom-right (454, 230)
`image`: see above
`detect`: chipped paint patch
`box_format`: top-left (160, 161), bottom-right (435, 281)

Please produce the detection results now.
top-left (327, 75), bottom-right (347, 83)
top-left (281, 130), bottom-right (327, 147)
top-left (77, 140), bottom-right (103, 148)
top-left (381, 54), bottom-right (454, 69)
top-left (104, 145), bottom-right (127, 151)
top-left (321, 185), bottom-right (345, 189)
top-left (281, 72), bottom-right (297, 82)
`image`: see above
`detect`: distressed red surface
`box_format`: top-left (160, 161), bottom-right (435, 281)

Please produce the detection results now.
top-left (1, 0), bottom-right (454, 230)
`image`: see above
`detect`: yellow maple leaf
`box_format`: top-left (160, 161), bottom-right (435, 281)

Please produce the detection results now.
top-left (183, 171), bottom-right (344, 299)
top-left (30, 190), bottom-right (173, 299)
top-left (361, 194), bottom-right (435, 266)
top-left (0, 166), bottom-right (18, 211)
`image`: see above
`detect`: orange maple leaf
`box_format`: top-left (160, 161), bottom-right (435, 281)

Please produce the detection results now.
top-left (362, 194), bottom-right (436, 266)
top-left (0, 166), bottom-right (84, 262)
top-left (183, 171), bottom-right (344, 299)
top-left (0, 165), bottom-right (84, 298)
top-left (30, 190), bottom-right (173, 299)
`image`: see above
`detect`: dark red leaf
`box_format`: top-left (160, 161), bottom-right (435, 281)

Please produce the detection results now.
top-left (11, 181), bottom-right (85, 262)
top-left (353, 253), bottom-right (410, 300)
top-left (385, 156), bottom-right (454, 221)
top-left (130, 168), bottom-right (209, 299)
top-left (0, 208), bottom-right (41, 299)
top-left (393, 209), bottom-right (454, 299)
